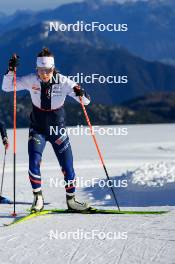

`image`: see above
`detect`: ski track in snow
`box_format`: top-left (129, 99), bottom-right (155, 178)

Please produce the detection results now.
top-left (0, 125), bottom-right (175, 264)
top-left (0, 211), bottom-right (175, 264)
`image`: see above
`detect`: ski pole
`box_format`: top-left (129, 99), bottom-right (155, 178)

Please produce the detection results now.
top-left (79, 97), bottom-right (120, 211)
top-left (0, 148), bottom-right (7, 197)
top-left (12, 58), bottom-right (17, 217)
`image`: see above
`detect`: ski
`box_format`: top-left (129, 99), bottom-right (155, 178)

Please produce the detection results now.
top-left (49, 208), bottom-right (168, 215)
top-left (4, 208), bottom-right (168, 227)
top-left (4, 210), bottom-right (53, 227)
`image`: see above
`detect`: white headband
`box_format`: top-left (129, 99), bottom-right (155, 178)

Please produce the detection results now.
top-left (37, 57), bottom-right (55, 68)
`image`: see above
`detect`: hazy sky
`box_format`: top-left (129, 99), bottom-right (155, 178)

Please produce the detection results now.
top-left (0, 0), bottom-right (83, 14)
top-left (1, 0), bottom-right (142, 15)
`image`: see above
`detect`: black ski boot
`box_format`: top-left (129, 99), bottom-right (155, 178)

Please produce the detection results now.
top-left (31, 190), bottom-right (44, 212)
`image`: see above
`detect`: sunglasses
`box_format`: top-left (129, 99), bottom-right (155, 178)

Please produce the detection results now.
top-left (37, 67), bottom-right (54, 74)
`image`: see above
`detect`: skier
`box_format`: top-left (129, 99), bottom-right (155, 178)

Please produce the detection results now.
top-left (0, 122), bottom-right (9, 150)
top-left (0, 121), bottom-right (10, 203)
top-left (2, 48), bottom-right (91, 212)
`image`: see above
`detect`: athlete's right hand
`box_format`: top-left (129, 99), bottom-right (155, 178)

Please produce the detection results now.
top-left (8, 54), bottom-right (20, 71)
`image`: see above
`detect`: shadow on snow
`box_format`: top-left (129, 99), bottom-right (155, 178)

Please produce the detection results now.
top-left (83, 174), bottom-right (175, 207)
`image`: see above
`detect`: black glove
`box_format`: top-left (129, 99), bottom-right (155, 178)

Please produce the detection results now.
top-left (73, 85), bottom-right (85, 97)
top-left (8, 54), bottom-right (20, 71)
top-left (2, 137), bottom-right (9, 150)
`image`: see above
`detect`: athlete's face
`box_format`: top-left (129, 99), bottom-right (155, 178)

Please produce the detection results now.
top-left (37, 67), bottom-right (54, 83)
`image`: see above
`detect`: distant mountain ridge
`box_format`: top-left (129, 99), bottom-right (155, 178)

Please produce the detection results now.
top-left (1, 91), bottom-right (175, 127)
top-left (0, 0), bottom-right (174, 62)
top-left (0, 22), bottom-right (175, 105)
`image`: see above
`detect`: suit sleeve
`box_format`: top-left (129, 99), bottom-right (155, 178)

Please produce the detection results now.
top-left (2, 71), bottom-right (31, 92)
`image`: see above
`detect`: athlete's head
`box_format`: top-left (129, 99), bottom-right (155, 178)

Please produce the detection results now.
top-left (37, 48), bottom-right (55, 82)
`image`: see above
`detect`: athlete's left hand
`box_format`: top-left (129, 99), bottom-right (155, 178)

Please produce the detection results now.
top-left (73, 85), bottom-right (85, 97)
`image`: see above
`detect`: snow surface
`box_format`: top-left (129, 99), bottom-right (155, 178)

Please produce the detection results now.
top-left (0, 124), bottom-right (175, 264)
